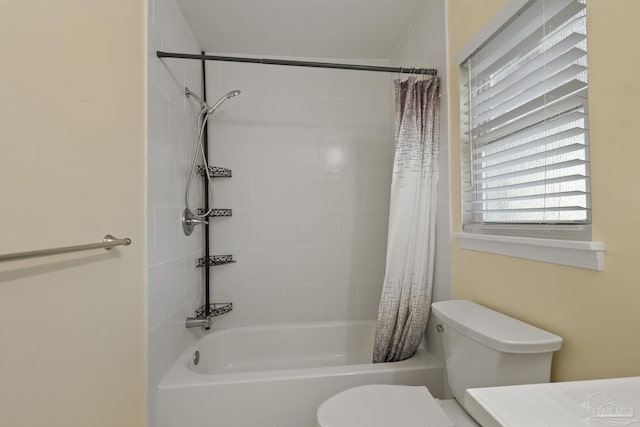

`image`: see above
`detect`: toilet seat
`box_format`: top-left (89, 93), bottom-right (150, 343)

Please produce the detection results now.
top-left (316, 385), bottom-right (455, 427)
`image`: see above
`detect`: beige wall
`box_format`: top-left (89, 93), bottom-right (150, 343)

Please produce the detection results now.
top-left (0, 1), bottom-right (146, 426)
top-left (447, 0), bottom-right (640, 381)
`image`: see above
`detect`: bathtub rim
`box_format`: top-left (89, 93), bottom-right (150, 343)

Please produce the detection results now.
top-left (158, 320), bottom-right (441, 390)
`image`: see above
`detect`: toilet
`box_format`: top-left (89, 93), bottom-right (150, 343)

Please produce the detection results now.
top-left (317, 300), bottom-right (563, 427)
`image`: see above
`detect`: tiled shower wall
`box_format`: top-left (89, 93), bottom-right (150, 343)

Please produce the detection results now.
top-left (147, 0), bottom-right (206, 425)
top-left (203, 59), bottom-right (394, 327)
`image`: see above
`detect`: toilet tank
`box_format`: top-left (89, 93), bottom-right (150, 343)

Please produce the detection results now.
top-left (431, 300), bottom-right (562, 408)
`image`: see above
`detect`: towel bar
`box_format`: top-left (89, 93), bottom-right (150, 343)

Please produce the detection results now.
top-left (0, 235), bottom-right (132, 262)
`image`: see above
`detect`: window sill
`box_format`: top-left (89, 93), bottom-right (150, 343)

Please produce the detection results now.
top-left (455, 232), bottom-right (605, 271)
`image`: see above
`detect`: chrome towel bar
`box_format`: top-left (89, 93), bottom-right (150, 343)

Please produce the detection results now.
top-left (0, 235), bottom-right (132, 262)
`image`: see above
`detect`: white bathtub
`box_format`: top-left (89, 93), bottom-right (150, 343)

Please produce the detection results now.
top-left (156, 320), bottom-right (444, 427)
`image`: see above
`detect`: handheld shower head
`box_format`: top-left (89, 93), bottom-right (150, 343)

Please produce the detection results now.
top-left (185, 87), bottom-right (241, 115)
top-left (206, 89), bottom-right (242, 114)
top-left (184, 87), bottom-right (242, 221)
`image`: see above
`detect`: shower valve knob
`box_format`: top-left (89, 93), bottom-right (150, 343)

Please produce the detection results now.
top-left (182, 209), bottom-right (208, 236)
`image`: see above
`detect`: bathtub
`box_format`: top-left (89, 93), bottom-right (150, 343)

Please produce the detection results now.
top-left (156, 320), bottom-right (444, 427)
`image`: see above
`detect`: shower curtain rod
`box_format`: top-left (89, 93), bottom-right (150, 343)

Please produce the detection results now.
top-left (157, 51), bottom-right (437, 76)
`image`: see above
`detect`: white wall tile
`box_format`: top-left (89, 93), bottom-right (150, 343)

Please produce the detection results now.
top-left (351, 244), bottom-right (387, 283)
top-left (318, 137), bottom-right (358, 173)
top-left (362, 173), bottom-right (392, 210)
top-left (232, 249), bottom-right (274, 287)
top-left (281, 134), bottom-right (320, 172)
top-left (357, 283), bottom-right (383, 320)
top-left (148, 22), bottom-right (163, 89)
top-left (147, 205), bottom-right (157, 266)
top-left (338, 210), bottom-right (376, 249)
top-left (241, 287), bottom-right (283, 325)
top-left (215, 169), bottom-right (253, 209)
top-left (269, 98), bottom-right (325, 136)
top-left (210, 262), bottom-right (234, 288)
top-left (148, 265), bottom-right (165, 331)
top-left (328, 173), bottom-right (364, 208)
top-left (358, 137), bottom-right (394, 175)
top-left (188, 291), bottom-right (203, 315)
top-left (303, 247), bottom-right (352, 285)
top-left (281, 284), bottom-right (358, 322)
top-left (262, 64), bottom-right (309, 98)
top-left (147, 0), bottom-right (211, 408)
top-left (207, 287), bottom-right (243, 329)
top-left (218, 209), bottom-right (255, 249)
top-left (323, 286), bottom-right (359, 321)
top-left (170, 304), bottom-right (191, 363)
top-left (209, 132), bottom-right (244, 171)
top-left (184, 251), bottom-right (204, 298)
top-left (179, 222), bottom-right (202, 257)
top-left (163, 257), bottom-right (186, 315)
top-left (294, 172), bottom-right (330, 209)
top-left (147, 147), bottom-right (175, 205)
top-left (148, 82), bottom-right (169, 149)
top-left (204, 63), bottom-right (222, 100)
top-left (155, 205), bottom-right (180, 262)
top-left (235, 133), bottom-right (283, 171)
top-left (167, 102), bottom-right (188, 157)
top-left (251, 209), bottom-right (300, 249)
top-left (282, 285), bottom-right (329, 322)
top-left (221, 62), bottom-right (262, 97)
top-left (300, 211), bottom-right (338, 248)
top-left (228, 96), bottom-right (271, 135)
top-left (147, 320), bottom-right (171, 394)
top-left (273, 248), bottom-right (308, 285)
top-left (373, 208), bottom-right (391, 249)
top-left (252, 171), bottom-right (297, 209)
top-left (160, 36), bottom-right (186, 113)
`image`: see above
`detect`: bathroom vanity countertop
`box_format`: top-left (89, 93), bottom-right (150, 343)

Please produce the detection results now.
top-left (465, 376), bottom-right (640, 427)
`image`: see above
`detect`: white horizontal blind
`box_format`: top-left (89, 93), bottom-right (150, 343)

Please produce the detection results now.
top-left (461, 0), bottom-right (589, 235)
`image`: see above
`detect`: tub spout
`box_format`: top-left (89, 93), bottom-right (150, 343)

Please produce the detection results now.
top-left (186, 317), bottom-right (210, 329)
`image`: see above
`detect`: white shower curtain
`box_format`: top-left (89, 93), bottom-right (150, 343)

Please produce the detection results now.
top-left (373, 76), bottom-right (440, 363)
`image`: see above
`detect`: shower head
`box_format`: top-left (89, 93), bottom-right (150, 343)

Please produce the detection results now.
top-left (206, 89), bottom-right (242, 114)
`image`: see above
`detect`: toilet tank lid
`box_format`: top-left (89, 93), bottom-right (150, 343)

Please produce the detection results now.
top-left (432, 300), bottom-right (562, 354)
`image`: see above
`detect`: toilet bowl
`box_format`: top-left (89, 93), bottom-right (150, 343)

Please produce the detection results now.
top-left (316, 300), bottom-right (563, 427)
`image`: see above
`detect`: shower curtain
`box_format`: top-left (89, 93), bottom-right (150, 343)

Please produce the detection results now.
top-left (373, 76), bottom-right (440, 363)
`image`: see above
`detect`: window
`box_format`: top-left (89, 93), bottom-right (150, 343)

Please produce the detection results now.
top-left (460, 0), bottom-right (589, 240)
top-left (456, 0), bottom-right (604, 270)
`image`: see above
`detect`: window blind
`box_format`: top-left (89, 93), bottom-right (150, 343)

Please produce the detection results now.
top-left (461, 0), bottom-right (589, 234)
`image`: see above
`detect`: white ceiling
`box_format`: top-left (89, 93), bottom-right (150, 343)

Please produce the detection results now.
top-left (175, 0), bottom-right (426, 59)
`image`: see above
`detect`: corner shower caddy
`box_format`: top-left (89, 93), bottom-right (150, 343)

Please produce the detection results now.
top-left (191, 62), bottom-right (235, 323)
top-left (192, 162), bottom-right (234, 321)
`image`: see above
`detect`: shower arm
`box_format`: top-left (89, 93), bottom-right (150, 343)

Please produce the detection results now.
top-left (185, 87), bottom-right (209, 110)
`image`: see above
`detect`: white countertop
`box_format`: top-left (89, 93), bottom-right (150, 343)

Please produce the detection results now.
top-left (465, 376), bottom-right (640, 427)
